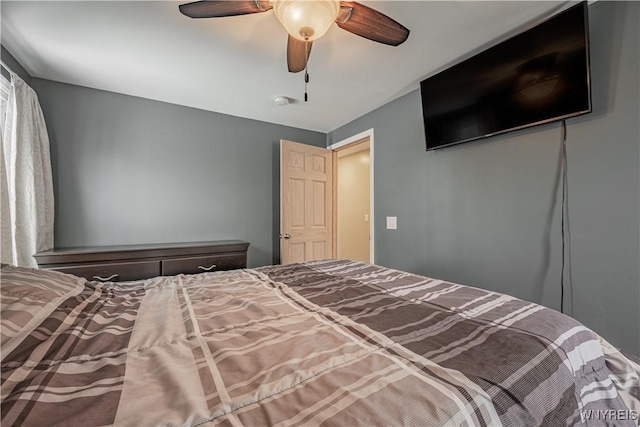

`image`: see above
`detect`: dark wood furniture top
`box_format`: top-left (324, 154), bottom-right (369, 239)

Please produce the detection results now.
top-left (34, 240), bottom-right (250, 282)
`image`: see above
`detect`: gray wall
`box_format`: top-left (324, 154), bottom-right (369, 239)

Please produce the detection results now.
top-left (328, 1), bottom-right (640, 354)
top-left (1, 46), bottom-right (32, 84)
top-left (32, 79), bottom-right (325, 267)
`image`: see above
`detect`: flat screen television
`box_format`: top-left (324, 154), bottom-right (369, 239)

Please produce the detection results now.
top-left (420, 2), bottom-right (591, 151)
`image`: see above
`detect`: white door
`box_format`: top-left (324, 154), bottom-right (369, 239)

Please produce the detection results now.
top-left (280, 140), bottom-right (333, 264)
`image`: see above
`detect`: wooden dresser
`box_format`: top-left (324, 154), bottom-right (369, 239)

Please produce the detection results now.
top-left (34, 240), bottom-right (250, 282)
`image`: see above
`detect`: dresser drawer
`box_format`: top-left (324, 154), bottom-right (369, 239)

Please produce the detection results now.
top-left (161, 254), bottom-right (246, 276)
top-left (35, 240), bottom-right (249, 281)
top-left (51, 260), bottom-right (161, 282)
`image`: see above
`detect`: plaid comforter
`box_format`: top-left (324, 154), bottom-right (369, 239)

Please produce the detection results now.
top-left (2, 260), bottom-right (639, 426)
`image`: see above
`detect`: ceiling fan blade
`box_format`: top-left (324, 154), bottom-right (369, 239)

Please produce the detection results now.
top-left (336, 2), bottom-right (409, 46)
top-left (179, 1), bottom-right (272, 19)
top-left (287, 36), bottom-right (313, 73)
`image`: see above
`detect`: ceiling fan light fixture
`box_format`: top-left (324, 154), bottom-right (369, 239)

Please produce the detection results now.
top-left (273, 0), bottom-right (340, 42)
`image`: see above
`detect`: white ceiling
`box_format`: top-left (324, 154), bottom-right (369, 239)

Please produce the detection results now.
top-left (1, 1), bottom-right (568, 133)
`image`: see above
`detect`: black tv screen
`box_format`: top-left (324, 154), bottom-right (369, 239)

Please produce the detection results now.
top-left (420, 2), bottom-right (591, 150)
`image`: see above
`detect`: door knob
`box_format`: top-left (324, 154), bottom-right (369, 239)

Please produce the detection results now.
top-left (282, 233), bottom-right (291, 239)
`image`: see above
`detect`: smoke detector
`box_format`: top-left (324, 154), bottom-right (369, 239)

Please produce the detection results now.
top-left (274, 96), bottom-right (291, 106)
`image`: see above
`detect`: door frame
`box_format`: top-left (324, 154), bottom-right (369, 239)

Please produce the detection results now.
top-left (328, 128), bottom-right (375, 264)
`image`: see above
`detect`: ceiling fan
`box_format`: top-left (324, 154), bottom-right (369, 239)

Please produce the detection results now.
top-left (178, 0), bottom-right (410, 73)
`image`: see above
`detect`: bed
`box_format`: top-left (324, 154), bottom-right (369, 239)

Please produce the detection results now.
top-left (2, 259), bottom-right (639, 426)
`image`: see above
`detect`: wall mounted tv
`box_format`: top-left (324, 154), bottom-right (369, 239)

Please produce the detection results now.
top-left (420, 2), bottom-right (591, 151)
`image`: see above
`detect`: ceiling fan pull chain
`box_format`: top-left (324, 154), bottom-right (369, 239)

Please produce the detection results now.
top-left (304, 40), bottom-right (310, 102)
top-left (304, 71), bottom-right (309, 102)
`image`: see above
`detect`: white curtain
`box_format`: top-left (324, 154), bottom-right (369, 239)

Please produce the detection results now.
top-left (1, 73), bottom-right (54, 267)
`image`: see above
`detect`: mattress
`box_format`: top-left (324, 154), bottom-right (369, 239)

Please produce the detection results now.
top-left (1, 259), bottom-right (638, 426)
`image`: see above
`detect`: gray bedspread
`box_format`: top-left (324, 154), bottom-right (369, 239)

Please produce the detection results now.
top-left (2, 260), bottom-right (639, 426)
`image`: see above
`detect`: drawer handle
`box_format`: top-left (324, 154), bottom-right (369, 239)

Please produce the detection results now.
top-left (93, 274), bottom-right (118, 282)
top-left (198, 264), bottom-right (217, 271)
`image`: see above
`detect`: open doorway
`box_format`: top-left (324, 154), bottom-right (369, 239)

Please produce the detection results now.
top-left (329, 129), bottom-right (374, 264)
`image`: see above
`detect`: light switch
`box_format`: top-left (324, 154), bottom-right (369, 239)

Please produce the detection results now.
top-left (386, 216), bottom-right (397, 230)
top-left (364, 214), bottom-right (369, 222)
